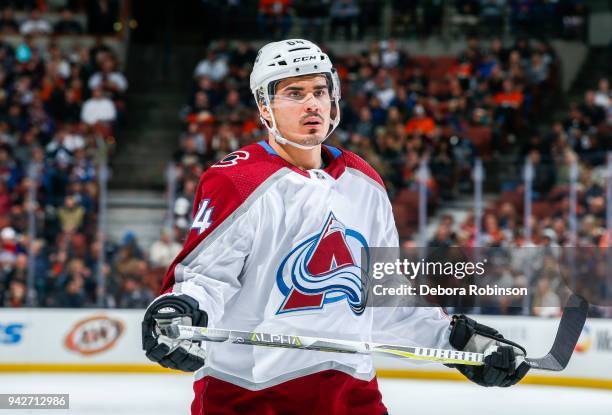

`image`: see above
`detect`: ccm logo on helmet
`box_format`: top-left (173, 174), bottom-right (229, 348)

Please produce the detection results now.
top-left (293, 56), bottom-right (317, 62)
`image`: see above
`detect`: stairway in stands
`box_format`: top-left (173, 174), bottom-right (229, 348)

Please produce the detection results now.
top-left (106, 190), bottom-right (168, 250)
top-left (567, 46), bottom-right (611, 102)
top-left (550, 45), bottom-right (612, 123)
top-left (111, 43), bottom-right (199, 189)
top-left (106, 41), bottom-right (203, 248)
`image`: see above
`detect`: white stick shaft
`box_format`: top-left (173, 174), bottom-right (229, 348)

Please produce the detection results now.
top-left (171, 325), bottom-right (484, 366)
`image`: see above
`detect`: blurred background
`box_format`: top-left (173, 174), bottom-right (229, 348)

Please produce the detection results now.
top-left (0, 0), bottom-right (609, 315)
top-left (0, 1), bottom-right (611, 410)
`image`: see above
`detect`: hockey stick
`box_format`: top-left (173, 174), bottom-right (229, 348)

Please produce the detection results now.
top-left (166, 294), bottom-right (588, 371)
top-left (166, 324), bottom-right (485, 366)
top-left (522, 293), bottom-right (588, 371)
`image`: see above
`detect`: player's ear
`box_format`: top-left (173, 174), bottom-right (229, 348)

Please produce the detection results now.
top-left (259, 103), bottom-right (273, 124)
top-left (330, 102), bottom-right (337, 121)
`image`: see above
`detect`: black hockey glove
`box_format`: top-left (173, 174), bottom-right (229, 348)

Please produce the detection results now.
top-left (142, 293), bottom-right (208, 372)
top-left (448, 315), bottom-right (530, 387)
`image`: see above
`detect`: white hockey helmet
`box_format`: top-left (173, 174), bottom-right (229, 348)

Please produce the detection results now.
top-left (250, 39), bottom-right (341, 150)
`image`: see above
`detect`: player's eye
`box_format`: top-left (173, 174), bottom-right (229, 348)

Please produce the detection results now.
top-left (282, 91), bottom-right (302, 101)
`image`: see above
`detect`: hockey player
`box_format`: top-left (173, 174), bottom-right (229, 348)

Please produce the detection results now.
top-left (142, 39), bottom-right (529, 414)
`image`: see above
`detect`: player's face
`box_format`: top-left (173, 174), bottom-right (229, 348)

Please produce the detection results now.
top-left (268, 75), bottom-right (332, 147)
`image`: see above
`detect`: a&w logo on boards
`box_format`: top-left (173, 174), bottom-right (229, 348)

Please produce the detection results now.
top-left (65, 315), bottom-right (124, 355)
top-left (276, 212), bottom-right (369, 315)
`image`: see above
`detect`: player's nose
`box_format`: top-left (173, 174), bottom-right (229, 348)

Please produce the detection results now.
top-left (303, 94), bottom-right (320, 112)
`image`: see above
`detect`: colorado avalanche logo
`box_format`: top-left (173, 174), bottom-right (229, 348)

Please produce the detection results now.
top-left (211, 151), bottom-right (249, 168)
top-left (276, 212), bottom-right (369, 315)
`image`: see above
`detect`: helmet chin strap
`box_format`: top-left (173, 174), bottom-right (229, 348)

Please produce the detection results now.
top-left (272, 129), bottom-right (321, 150)
top-left (260, 96), bottom-right (341, 151)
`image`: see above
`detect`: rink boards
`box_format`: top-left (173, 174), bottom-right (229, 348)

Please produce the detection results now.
top-left (1, 309), bottom-right (611, 389)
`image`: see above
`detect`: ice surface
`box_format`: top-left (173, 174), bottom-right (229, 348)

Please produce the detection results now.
top-left (1, 374), bottom-right (610, 414)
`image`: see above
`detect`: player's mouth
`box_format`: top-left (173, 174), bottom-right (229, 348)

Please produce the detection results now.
top-left (301, 116), bottom-right (323, 127)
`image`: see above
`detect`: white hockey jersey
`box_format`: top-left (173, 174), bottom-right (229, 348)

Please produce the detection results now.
top-left (160, 140), bottom-right (452, 391)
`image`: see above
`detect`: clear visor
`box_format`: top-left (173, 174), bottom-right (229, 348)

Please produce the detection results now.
top-left (256, 73), bottom-right (341, 149)
top-left (267, 88), bottom-right (336, 135)
top-left (270, 87), bottom-right (332, 106)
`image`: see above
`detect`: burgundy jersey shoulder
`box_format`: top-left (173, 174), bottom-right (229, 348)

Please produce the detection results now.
top-left (197, 141), bottom-right (288, 205)
top-left (160, 142), bottom-right (286, 294)
top-left (337, 147), bottom-right (386, 190)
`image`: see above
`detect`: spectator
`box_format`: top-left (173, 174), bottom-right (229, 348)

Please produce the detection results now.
top-left (355, 107), bottom-right (374, 138)
top-left (20, 9), bottom-right (53, 35)
top-left (210, 123), bottom-right (239, 160)
top-left (380, 39), bottom-right (404, 69)
top-left (0, 180), bottom-right (11, 216)
top-left (180, 122), bottom-right (208, 157)
top-left (119, 231), bottom-right (144, 260)
top-left (228, 41), bottom-right (257, 70)
top-left (81, 86), bottom-right (117, 125)
top-left (404, 105), bottom-right (435, 136)
top-left (580, 90), bottom-right (606, 126)
top-left (88, 55), bottom-right (128, 95)
top-left (1, 226), bottom-right (20, 256)
top-left (0, 8), bottom-right (19, 34)
top-left (428, 224), bottom-right (454, 247)
top-left (175, 134), bottom-right (206, 167)
top-left (494, 79), bottom-right (524, 109)
top-left (173, 196), bottom-right (191, 230)
top-left (529, 149), bottom-right (556, 196)
top-left (118, 276), bottom-right (154, 308)
top-left (532, 278), bottom-right (561, 317)
top-left (193, 51), bottom-right (229, 83)
top-left (528, 52), bottom-right (549, 85)
top-left (216, 90), bottom-right (249, 124)
top-left (149, 229), bottom-right (181, 268)
top-left (482, 213), bottom-right (505, 246)
top-left (3, 279), bottom-right (26, 307)
top-left (57, 274), bottom-right (87, 307)
top-left (58, 78), bottom-right (85, 122)
top-left (182, 91), bottom-right (214, 124)
top-left (54, 8), bottom-right (84, 34)
top-left (14, 36), bottom-right (34, 65)
top-left (30, 238), bottom-right (49, 299)
top-left (57, 195), bottom-right (85, 233)
top-left (46, 129), bottom-right (74, 166)
top-left (0, 226), bottom-right (19, 272)
top-left (593, 78), bottom-right (610, 109)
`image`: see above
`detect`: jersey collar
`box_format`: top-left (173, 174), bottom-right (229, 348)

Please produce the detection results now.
top-left (257, 140), bottom-right (345, 180)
